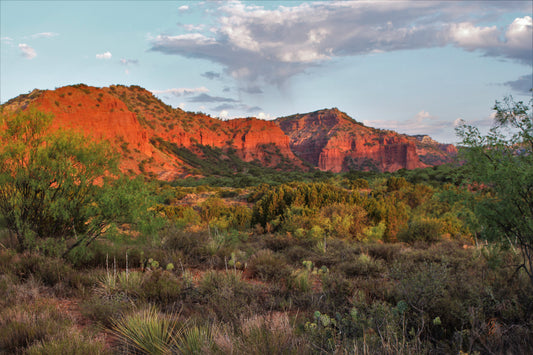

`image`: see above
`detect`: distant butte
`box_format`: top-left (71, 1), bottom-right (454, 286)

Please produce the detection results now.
top-left (1, 85), bottom-right (456, 180)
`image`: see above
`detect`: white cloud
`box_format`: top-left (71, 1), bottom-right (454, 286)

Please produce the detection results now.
top-left (178, 103), bottom-right (186, 110)
top-left (18, 43), bottom-right (36, 59)
top-left (96, 51), bottom-right (112, 59)
top-left (257, 112), bottom-right (274, 120)
top-left (219, 110), bottom-right (229, 119)
top-left (453, 118), bottom-right (464, 127)
top-left (1, 36), bottom-right (13, 43)
top-left (449, 16), bottom-right (532, 64)
top-left (449, 22), bottom-right (499, 49)
top-left (182, 24), bottom-right (205, 31)
top-left (178, 5), bottom-right (189, 12)
top-left (151, 87), bottom-right (209, 97)
top-left (506, 16), bottom-right (532, 49)
top-left (415, 110), bottom-right (432, 122)
top-left (150, 1), bottom-right (532, 86)
top-left (30, 32), bottom-right (59, 39)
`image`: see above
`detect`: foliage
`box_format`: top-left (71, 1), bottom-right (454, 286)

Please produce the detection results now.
top-left (456, 95), bottom-right (533, 285)
top-left (2, 97), bottom-right (533, 353)
top-left (110, 305), bottom-right (181, 355)
top-left (0, 109), bottom-right (154, 256)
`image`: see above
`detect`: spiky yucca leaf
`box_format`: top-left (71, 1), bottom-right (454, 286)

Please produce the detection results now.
top-left (110, 305), bottom-right (180, 355)
top-left (176, 325), bottom-right (214, 354)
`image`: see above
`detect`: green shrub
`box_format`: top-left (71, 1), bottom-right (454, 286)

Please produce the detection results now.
top-left (110, 305), bottom-right (181, 355)
top-left (337, 253), bottom-right (384, 278)
top-left (398, 217), bottom-right (444, 243)
top-left (247, 249), bottom-right (292, 282)
top-left (140, 269), bottom-right (183, 304)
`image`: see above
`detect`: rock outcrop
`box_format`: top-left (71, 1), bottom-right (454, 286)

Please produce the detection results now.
top-left (276, 108), bottom-right (426, 172)
top-left (2, 84), bottom-right (303, 179)
top-left (2, 85), bottom-right (457, 179)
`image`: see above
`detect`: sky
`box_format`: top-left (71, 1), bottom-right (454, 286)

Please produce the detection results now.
top-left (1, 1), bottom-right (532, 143)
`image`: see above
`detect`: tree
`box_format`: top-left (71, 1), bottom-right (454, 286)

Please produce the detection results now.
top-left (456, 95), bottom-right (533, 285)
top-left (0, 108), bottom-right (151, 256)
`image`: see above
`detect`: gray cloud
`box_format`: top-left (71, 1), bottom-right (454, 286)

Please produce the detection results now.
top-left (120, 58), bottom-right (139, 66)
top-left (212, 103), bottom-right (236, 111)
top-left (188, 93), bottom-right (239, 103)
top-left (504, 74), bottom-right (533, 94)
top-left (211, 103), bottom-right (262, 113)
top-left (241, 86), bottom-right (263, 94)
top-left (152, 87), bottom-right (209, 97)
top-left (201, 71), bottom-right (221, 80)
top-left (150, 1), bottom-right (532, 86)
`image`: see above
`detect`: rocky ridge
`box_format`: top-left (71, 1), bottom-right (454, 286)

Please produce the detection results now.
top-left (2, 85), bottom-right (456, 179)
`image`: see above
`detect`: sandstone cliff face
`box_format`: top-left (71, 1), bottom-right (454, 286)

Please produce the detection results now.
top-left (277, 108), bottom-right (425, 173)
top-left (2, 84), bottom-right (303, 179)
top-left (2, 85), bottom-right (456, 178)
top-left (104, 85), bottom-right (302, 171)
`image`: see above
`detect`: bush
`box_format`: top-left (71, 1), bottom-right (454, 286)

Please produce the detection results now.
top-left (398, 217), bottom-right (444, 243)
top-left (247, 249), bottom-right (292, 282)
top-left (337, 253), bottom-right (385, 278)
top-left (140, 269), bottom-right (183, 304)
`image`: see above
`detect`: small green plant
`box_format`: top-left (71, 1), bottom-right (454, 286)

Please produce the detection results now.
top-left (176, 324), bottom-right (214, 354)
top-left (110, 305), bottom-right (181, 355)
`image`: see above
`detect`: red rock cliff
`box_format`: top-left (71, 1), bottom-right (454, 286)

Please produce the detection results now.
top-left (277, 108), bottom-right (425, 172)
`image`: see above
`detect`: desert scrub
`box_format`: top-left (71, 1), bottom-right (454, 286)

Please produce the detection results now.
top-left (80, 295), bottom-right (133, 328)
top-left (247, 249), bottom-right (292, 282)
top-left (139, 269), bottom-right (183, 304)
top-left (232, 313), bottom-right (306, 354)
top-left (176, 324), bottom-right (215, 354)
top-left (25, 327), bottom-right (111, 355)
top-left (199, 270), bottom-right (264, 325)
top-left (337, 253), bottom-right (385, 277)
top-left (0, 301), bottom-right (72, 353)
top-left (110, 305), bottom-right (181, 355)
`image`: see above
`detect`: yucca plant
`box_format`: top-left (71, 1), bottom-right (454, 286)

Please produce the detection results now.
top-left (176, 324), bottom-right (214, 354)
top-left (110, 305), bottom-right (181, 355)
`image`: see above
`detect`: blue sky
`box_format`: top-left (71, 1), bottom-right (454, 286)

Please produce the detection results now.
top-left (1, 1), bottom-right (531, 143)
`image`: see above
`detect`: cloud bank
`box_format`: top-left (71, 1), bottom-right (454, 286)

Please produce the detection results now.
top-left (150, 1), bottom-right (532, 86)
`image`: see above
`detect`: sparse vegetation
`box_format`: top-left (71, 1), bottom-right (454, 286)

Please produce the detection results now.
top-left (0, 96), bottom-right (532, 354)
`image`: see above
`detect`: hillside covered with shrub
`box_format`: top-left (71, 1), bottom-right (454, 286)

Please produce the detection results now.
top-left (0, 96), bottom-right (531, 354)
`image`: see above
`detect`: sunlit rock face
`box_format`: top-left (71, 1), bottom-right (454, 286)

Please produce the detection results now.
top-left (276, 108), bottom-right (434, 173)
top-left (3, 86), bottom-right (456, 178)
